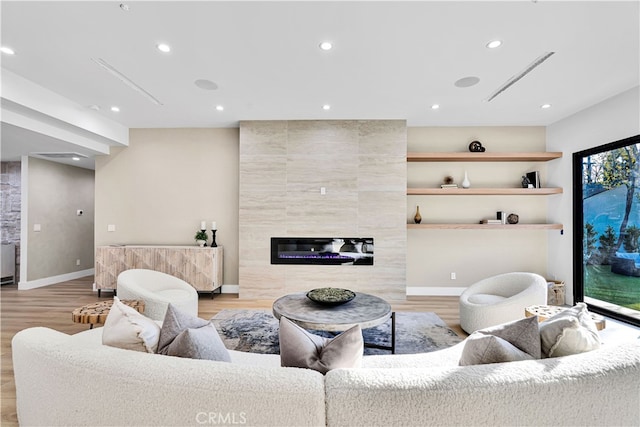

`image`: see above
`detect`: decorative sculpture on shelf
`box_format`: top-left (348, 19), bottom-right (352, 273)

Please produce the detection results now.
top-left (468, 140), bottom-right (486, 152)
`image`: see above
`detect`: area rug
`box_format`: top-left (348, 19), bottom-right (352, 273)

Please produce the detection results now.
top-left (211, 309), bottom-right (462, 355)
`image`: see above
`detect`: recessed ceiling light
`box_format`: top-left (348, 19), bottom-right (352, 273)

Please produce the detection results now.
top-left (319, 42), bottom-right (333, 51)
top-left (0, 46), bottom-right (15, 55)
top-left (72, 156), bottom-right (81, 161)
top-left (541, 103), bottom-right (552, 109)
top-left (431, 104), bottom-right (440, 110)
top-left (157, 43), bottom-right (171, 53)
top-left (486, 40), bottom-right (503, 49)
top-left (110, 106), bottom-right (120, 112)
top-left (215, 105), bottom-right (224, 111)
top-left (454, 76), bottom-right (481, 88)
top-left (322, 104), bottom-right (331, 110)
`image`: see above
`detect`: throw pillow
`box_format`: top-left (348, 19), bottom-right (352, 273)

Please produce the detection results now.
top-left (157, 304), bottom-right (231, 362)
top-left (539, 302), bottom-right (601, 358)
top-left (459, 334), bottom-right (536, 366)
top-left (459, 316), bottom-right (541, 365)
top-left (102, 296), bottom-right (161, 353)
top-left (279, 317), bottom-right (363, 374)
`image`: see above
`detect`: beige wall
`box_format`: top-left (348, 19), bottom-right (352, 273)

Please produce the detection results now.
top-left (239, 120), bottom-right (407, 300)
top-left (95, 128), bottom-right (239, 286)
top-left (407, 127), bottom-right (553, 291)
top-left (26, 157), bottom-right (94, 281)
top-left (94, 125), bottom-right (557, 295)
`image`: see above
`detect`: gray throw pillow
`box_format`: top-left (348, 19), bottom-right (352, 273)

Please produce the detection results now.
top-left (279, 316), bottom-right (363, 374)
top-left (157, 304), bottom-right (231, 362)
top-left (460, 334), bottom-right (535, 366)
top-left (459, 316), bottom-right (541, 366)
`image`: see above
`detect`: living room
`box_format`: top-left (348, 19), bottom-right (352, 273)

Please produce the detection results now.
top-left (1, 1), bottom-right (639, 426)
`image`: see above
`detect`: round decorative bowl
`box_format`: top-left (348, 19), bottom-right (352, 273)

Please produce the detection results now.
top-left (306, 288), bottom-right (356, 306)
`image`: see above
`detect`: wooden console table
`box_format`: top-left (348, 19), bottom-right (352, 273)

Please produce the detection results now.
top-left (95, 245), bottom-right (223, 297)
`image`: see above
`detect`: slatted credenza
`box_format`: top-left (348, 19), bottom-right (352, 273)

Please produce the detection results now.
top-left (95, 245), bottom-right (223, 297)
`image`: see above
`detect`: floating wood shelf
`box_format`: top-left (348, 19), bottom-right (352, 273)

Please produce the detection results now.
top-left (407, 187), bottom-right (563, 195)
top-left (407, 152), bottom-right (563, 162)
top-left (407, 223), bottom-right (564, 230)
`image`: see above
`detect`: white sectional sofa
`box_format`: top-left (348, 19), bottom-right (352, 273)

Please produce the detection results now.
top-left (12, 325), bottom-right (640, 426)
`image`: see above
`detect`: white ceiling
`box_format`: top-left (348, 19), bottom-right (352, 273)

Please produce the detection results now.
top-left (1, 1), bottom-right (639, 167)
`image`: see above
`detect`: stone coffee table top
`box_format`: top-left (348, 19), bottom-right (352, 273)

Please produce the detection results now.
top-left (272, 291), bottom-right (392, 331)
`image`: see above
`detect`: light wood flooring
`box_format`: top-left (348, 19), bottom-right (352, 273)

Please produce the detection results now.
top-left (0, 276), bottom-right (464, 426)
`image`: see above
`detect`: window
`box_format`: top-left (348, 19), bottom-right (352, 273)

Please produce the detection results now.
top-left (573, 134), bottom-right (640, 327)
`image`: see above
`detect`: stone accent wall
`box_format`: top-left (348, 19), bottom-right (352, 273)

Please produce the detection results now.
top-left (1, 161), bottom-right (21, 282)
top-left (239, 120), bottom-right (407, 300)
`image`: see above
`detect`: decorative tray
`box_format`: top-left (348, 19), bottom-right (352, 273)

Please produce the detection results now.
top-left (306, 288), bottom-right (356, 306)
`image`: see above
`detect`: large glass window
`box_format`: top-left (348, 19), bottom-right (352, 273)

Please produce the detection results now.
top-left (573, 134), bottom-right (640, 326)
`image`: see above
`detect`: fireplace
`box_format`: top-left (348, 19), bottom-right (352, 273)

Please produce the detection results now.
top-left (271, 237), bottom-right (374, 265)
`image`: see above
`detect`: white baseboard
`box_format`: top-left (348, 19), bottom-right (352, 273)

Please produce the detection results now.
top-left (221, 284), bottom-right (239, 294)
top-left (199, 285), bottom-right (464, 296)
top-left (19, 269), bottom-right (95, 290)
top-left (406, 286), bottom-right (466, 296)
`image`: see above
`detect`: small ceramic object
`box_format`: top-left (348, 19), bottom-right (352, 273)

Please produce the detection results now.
top-left (462, 172), bottom-right (471, 188)
top-left (507, 213), bottom-right (519, 224)
top-left (414, 206), bottom-right (422, 224)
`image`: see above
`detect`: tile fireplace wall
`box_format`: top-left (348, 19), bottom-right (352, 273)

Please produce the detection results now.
top-left (239, 120), bottom-right (407, 300)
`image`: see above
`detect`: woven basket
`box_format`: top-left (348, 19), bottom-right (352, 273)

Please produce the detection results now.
top-left (546, 279), bottom-right (565, 306)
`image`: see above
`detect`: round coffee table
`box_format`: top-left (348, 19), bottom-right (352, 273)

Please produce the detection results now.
top-left (272, 291), bottom-right (396, 353)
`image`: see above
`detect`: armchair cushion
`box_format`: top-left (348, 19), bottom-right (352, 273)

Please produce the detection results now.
top-left (117, 269), bottom-right (198, 321)
top-left (459, 272), bottom-right (548, 334)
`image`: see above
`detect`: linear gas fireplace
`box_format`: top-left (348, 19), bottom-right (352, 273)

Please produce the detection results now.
top-left (271, 237), bottom-right (374, 265)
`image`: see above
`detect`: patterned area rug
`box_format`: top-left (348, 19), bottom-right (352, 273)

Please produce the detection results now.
top-left (211, 309), bottom-right (462, 355)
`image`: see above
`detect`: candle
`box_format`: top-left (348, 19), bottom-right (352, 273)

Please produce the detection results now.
top-left (200, 221), bottom-right (206, 230)
top-left (211, 221), bottom-right (217, 230)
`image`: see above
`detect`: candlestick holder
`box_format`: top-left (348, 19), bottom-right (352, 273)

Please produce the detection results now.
top-left (210, 229), bottom-right (218, 247)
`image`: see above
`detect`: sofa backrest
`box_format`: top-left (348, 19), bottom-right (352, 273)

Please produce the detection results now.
top-left (12, 327), bottom-right (325, 426)
top-left (325, 340), bottom-right (640, 426)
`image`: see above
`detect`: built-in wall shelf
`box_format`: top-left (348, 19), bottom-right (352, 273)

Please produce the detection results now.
top-left (407, 152), bottom-right (563, 162)
top-left (407, 223), bottom-right (564, 230)
top-left (407, 187), bottom-right (563, 196)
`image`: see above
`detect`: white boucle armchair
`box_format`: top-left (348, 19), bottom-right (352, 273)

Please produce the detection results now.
top-left (117, 269), bottom-right (198, 321)
top-left (459, 272), bottom-right (548, 334)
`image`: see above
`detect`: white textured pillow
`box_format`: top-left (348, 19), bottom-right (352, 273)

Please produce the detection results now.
top-left (279, 317), bottom-right (363, 374)
top-left (539, 302), bottom-right (601, 358)
top-left (102, 296), bottom-right (160, 353)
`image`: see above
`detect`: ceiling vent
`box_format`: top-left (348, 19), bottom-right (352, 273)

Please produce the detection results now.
top-left (31, 152), bottom-right (88, 159)
top-left (485, 52), bottom-right (555, 102)
top-left (91, 57), bottom-right (163, 106)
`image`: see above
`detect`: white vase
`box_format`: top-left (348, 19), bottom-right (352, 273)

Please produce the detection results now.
top-left (462, 171), bottom-right (471, 188)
